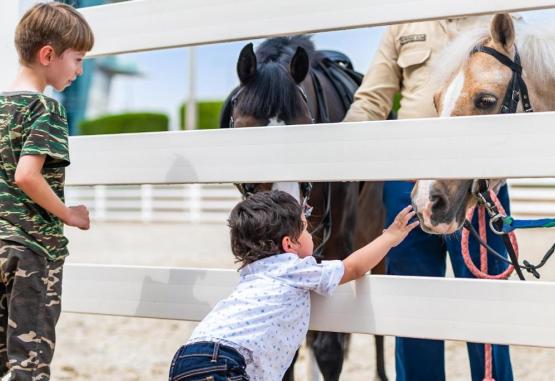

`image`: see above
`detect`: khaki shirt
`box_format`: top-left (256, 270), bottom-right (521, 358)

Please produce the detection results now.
top-left (344, 17), bottom-right (493, 121)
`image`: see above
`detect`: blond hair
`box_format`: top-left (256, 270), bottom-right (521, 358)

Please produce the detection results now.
top-left (15, 2), bottom-right (94, 65)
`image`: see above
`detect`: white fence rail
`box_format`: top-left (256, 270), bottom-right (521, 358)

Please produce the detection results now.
top-left (82, 0), bottom-right (555, 57)
top-left (40, 0), bottom-right (555, 354)
top-left (66, 114), bottom-right (555, 185)
top-left (62, 265), bottom-right (555, 348)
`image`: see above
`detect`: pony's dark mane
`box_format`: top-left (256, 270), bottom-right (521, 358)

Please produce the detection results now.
top-left (236, 63), bottom-right (305, 122)
top-left (225, 36), bottom-right (315, 125)
top-left (256, 35), bottom-right (315, 65)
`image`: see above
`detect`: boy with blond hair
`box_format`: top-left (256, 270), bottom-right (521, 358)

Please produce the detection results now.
top-left (0, 2), bottom-right (94, 379)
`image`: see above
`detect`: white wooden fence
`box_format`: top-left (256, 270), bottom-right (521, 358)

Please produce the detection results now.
top-left (65, 184), bottom-right (241, 223)
top-left (509, 179), bottom-right (555, 216)
top-left (3, 0), bottom-right (555, 368)
top-left (65, 180), bottom-right (555, 223)
top-left (61, 0), bottom-right (555, 349)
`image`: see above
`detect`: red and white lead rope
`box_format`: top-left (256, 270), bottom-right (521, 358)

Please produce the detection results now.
top-left (460, 190), bottom-right (519, 381)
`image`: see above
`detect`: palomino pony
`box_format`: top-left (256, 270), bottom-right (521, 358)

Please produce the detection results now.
top-left (220, 36), bottom-right (386, 381)
top-left (412, 13), bottom-right (555, 234)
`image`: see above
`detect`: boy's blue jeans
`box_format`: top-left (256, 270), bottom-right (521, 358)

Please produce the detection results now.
top-left (169, 341), bottom-right (249, 381)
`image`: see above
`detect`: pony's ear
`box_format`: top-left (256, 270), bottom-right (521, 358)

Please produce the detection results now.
top-left (237, 43), bottom-right (257, 84)
top-left (490, 13), bottom-right (515, 52)
top-left (290, 47), bottom-right (309, 84)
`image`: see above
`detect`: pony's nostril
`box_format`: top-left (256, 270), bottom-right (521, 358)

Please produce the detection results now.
top-left (430, 194), bottom-right (447, 212)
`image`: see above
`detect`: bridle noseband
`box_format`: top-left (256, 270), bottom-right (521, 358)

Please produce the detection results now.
top-left (470, 45), bottom-right (533, 113)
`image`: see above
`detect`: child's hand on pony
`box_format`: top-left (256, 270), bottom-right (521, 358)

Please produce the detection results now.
top-left (383, 205), bottom-right (419, 247)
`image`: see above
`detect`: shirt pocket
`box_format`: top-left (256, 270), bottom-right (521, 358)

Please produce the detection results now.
top-left (397, 48), bottom-right (432, 90)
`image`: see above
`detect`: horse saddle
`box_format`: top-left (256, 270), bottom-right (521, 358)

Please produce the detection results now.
top-left (310, 50), bottom-right (364, 122)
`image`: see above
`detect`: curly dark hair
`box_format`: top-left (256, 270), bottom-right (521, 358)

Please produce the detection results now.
top-left (228, 190), bottom-right (303, 268)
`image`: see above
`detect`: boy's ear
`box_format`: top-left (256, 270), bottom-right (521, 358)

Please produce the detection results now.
top-left (281, 236), bottom-right (292, 252)
top-left (38, 45), bottom-right (55, 66)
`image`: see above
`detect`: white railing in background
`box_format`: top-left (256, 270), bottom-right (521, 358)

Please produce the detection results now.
top-left (509, 179), bottom-right (555, 216)
top-left (65, 180), bottom-right (555, 223)
top-left (66, 184), bottom-right (241, 223)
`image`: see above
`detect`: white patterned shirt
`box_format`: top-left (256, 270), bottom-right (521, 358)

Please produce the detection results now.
top-left (187, 253), bottom-right (344, 380)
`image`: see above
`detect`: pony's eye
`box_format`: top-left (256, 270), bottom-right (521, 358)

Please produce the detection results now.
top-left (474, 94), bottom-right (498, 110)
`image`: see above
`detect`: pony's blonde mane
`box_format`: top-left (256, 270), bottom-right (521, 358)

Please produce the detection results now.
top-left (430, 19), bottom-right (555, 91)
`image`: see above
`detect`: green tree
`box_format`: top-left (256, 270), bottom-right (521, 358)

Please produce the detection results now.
top-left (179, 101), bottom-right (224, 130)
top-left (79, 112), bottom-right (169, 135)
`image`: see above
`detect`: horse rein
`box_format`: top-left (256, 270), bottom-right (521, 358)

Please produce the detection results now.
top-left (470, 45), bottom-right (533, 113)
top-left (467, 179), bottom-right (525, 280)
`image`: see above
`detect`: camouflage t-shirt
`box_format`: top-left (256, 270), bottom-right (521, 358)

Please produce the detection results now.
top-left (0, 92), bottom-right (70, 260)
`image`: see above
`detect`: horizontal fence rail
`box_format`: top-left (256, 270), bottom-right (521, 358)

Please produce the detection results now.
top-left (62, 264), bottom-right (555, 348)
top-left (81, 0), bottom-right (555, 56)
top-left (67, 113), bottom-right (555, 185)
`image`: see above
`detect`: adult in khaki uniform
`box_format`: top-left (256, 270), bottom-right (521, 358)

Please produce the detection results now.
top-left (344, 18), bottom-right (514, 381)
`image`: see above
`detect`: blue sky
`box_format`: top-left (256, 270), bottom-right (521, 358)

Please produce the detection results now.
top-left (105, 10), bottom-right (555, 129)
top-left (107, 27), bottom-right (384, 129)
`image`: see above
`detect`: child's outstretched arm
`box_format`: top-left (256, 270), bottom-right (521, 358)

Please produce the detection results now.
top-left (340, 205), bottom-right (418, 284)
top-left (15, 155), bottom-right (90, 230)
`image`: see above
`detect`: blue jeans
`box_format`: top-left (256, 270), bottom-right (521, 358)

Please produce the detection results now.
top-left (169, 341), bottom-right (249, 381)
top-left (384, 181), bottom-right (513, 381)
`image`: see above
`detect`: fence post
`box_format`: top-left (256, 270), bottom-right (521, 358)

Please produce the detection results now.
top-left (141, 184), bottom-right (153, 222)
top-left (187, 184), bottom-right (201, 223)
top-left (94, 185), bottom-right (106, 221)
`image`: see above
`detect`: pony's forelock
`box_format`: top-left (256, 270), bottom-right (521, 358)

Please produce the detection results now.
top-left (431, 18), bottom-right (555, 93)
top-left (231, 36), bottom-right (313, 123)
top-left (429, 27), bottom-right (489, 94)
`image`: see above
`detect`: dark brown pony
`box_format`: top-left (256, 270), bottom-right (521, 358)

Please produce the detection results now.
top-left (220, 36), bottom-right (386, 381)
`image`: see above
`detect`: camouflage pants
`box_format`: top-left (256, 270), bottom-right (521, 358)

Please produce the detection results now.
top-left (0, 241), bottom-right (64, 381)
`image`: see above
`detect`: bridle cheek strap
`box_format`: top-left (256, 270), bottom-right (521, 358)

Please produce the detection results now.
top-left (470, 45), bottom-right (533, 113)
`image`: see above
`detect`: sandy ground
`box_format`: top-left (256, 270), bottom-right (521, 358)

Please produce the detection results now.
top-left (42, 222), bottom-right (555, 380)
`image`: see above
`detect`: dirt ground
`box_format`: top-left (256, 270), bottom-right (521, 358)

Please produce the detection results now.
top-left (43, 223), bottom-right (555, 380)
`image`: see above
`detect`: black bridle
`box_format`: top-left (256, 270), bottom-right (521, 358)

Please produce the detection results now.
top-left (464, 45), bottom-right (537, 280)
top-left (228, 84), bottom-right (332, 260)
top-left (470, 45), bottom-right (533, 113)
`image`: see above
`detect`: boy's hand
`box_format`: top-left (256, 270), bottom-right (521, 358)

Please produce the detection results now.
top-left (383, 205), bottom-right (419, 247)
top-left (64, 205), bottom-right (90, 230)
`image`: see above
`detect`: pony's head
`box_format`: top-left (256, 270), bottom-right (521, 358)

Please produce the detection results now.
top-left (433, 13), bottom-right (520, 117)
top-left (221, 37), bottom-right (313, 130)
top-left (220, 36), bottom-right (315, 198)
top-left (412, 13), bottom-right (555, 234)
